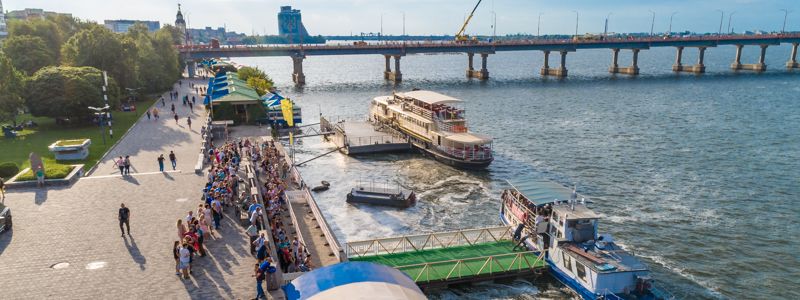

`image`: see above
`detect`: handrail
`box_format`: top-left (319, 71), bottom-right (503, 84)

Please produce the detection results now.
top-left (346, 226), bottom-right (513, 258)
top-left (394, 250), bottom-right (545, 283)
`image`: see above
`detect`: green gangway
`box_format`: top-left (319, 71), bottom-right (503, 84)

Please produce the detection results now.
top-left (346, 226), bottom-right (547, 286)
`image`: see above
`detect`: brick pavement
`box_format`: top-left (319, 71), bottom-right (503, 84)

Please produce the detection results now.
top-left (0, 77), bottom-right (271, 299)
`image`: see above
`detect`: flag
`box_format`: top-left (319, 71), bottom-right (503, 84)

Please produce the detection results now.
top-left (280, 99), bottom-right (294, 127)
top-left (289, 132), bottom-right (294, 145)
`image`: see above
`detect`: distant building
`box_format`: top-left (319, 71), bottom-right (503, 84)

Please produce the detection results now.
top-left (187, 26), bottom-right (246, 45)
top-left (0, 0), bottom-right (8, 41)
top-left (278, 6), bottom-right (310, 43)
top-left (5, 8), bottom-right (71, 21)
top-left (175, 4), bottom-right (187, 44)
top-left (104, 20), bottom-right (160, 33)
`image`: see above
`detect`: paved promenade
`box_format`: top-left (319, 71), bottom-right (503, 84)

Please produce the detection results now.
top-left (0, 78), bottom-right (267, 299)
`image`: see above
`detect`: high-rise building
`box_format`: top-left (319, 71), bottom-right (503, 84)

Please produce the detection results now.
top-left (175, 4), bottom-right (187, 44)
top-left (278, 6), bottom-right (309, 43)
top-left (0, 0), bottom-right (8, 41)
top-left (104, 20), bottom-right (160, 33)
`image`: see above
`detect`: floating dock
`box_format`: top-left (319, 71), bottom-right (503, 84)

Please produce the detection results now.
top-left (320, 116), bottom-right (411, 155)
top-left (345, 226), bottom-right (547, 290)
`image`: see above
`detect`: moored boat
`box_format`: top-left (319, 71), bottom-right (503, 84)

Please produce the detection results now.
top-left (370, 90), bottom-right (493, 169)
top-left (500, 178), bottom-right (673, 300)
top-left (346, 183), bottom-right (416, 208)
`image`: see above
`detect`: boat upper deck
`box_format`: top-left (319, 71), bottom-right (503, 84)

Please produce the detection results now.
top-left (560, 242), bottom-right (649, 274)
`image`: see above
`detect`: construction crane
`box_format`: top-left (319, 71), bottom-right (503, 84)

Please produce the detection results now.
top-left (455, 0), bottom-right (483, 43)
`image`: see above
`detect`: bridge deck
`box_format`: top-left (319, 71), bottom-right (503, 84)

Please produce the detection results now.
top-left (350, 240), bottom-right (546, 283)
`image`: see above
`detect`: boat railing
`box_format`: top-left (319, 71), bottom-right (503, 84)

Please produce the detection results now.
top-left (345, 226), bottom-right (513, 258)
top-left (394, 250), bottom-right (546, 283)
top-left (346, 134), bottom-right (408, 147)
top-left (402, 103), bottom-right (433, 119)
top-left (436, 145), bottom-right (492, 161)
top-left (433, 117), bottom-right (467, 133)
top-left (601, 289), bottom-right (626, 300)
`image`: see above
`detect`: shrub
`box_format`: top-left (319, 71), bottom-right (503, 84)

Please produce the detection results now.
top-left (16, 163), bottom-right (75, 181)
top-left (0, 162), bottom-right (20, 178)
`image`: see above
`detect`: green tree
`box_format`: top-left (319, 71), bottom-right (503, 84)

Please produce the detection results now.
top-left (25, 66), bottom-right (120, 121)
top-left (0, 52), bottom-right (26, 125)
top-left (1, 35), bottom-right (57, 75)
top-left (153, 28), bottom-right (182, 85)
top-left (247, 77), bottom-right (273, 96)
top-left (7, 18), bottom-right (64, 62)
top-left (238, 66), bottom-right (274, 96)
top-left (60, 25), bottom-right (136, 89)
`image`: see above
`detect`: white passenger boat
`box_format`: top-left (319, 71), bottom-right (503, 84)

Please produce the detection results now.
top-left (370, 90), bottom-right (493, 169)
top-left (500, 179), bottom-right (673, 300)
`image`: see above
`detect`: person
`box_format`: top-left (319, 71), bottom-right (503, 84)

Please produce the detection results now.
top-left (0, 177), bottom-right (6, 203)
top-left (172, 240), bottom-right (181, 275)
top-left (171, 103), bottom-right (176, 114)
top-left (513, 234), bottom-right (530, 251)
top-left (119, 203), bottom-right (131, 236)
top-left (255, 233), bottom-right (267, 262)
top-left (153, 108), bottom-right (160, 119)
top-left (177, 219), bottom-right (186, 239)
top-left (187, 116), bottom-right (192, 129)
top-left (178, 242), bottom-right (191, 279)
top-left (513, 223), bottom-right (525, 242)
top-left (174, 113), bottom-right (179, 124)
top-left (157, 154), bottom-right (165, 172)
top-left (161, 96), bottom-right (165, 107)
top-left (247, 223), bottom-right (258, 254)
top-left (169, 151), bottom-right (177, 170)
top-left (254, 263), bottom-right (267, 300)
top-left (146, 110), bottom-right (151, 120)
top-left (123, 155), bottom-right (131, 175)
top-left (115, 156), bottom-right (125, 175)
top-left (35, 166), bottom-right (45, 187)
top-left (188, 100), bottom-right (194, 112)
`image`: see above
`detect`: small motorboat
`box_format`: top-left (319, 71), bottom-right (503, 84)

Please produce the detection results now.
top-left (311, 181), bottom-right (330, 192)
top-left (346, 184), bottom-right (416, 208)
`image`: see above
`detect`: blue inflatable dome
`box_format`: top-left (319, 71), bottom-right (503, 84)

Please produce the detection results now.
top-left (283, 261), bottom-right (426, 300)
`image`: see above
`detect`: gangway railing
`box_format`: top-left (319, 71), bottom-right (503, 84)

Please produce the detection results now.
top-left (346, 226), bottom-right (513, 258)
top-left (395, 251), bottom-right (547, 283)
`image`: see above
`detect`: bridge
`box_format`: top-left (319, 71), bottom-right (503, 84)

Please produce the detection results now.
top-left (180, 33), bottom-right (800, 85)
top-left (345, 226), bottom-right (547, 290)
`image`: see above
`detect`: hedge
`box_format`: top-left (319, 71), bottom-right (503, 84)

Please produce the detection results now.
top-left (0, 162), bottom-right (20, 178)
top-left (15, 163), bottom-right (75, 181)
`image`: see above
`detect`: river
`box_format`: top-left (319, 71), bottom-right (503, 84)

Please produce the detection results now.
top-left (236, 43), bottom-right (800, 300)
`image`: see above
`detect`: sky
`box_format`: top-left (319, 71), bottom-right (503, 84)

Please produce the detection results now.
top-left (3, 0), bottom-right (799, 36)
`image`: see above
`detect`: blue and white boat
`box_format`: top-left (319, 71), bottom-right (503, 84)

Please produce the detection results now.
top-left (499, 178), bottom-right (673, 300)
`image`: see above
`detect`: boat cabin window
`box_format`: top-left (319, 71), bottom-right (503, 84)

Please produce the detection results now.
top-left (562, 253), bottom-right (572, 272)
top-left (565, 219), bottom-right (597, 243)
top-left (576, 263), bottom-right (587, 282)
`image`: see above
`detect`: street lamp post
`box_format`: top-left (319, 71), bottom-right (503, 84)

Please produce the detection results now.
top-left (573, 11), bottom-right (579, 38)
top-left (727, 11), bottom-right (737, 34)
top-left (648, 10), bottom-right (655, 37)
top-left (716, 10), bottom-right (724, 37)
top-left (669, 12), bottom-right (678, 35)
top-left (780, 9), bottom-right (790, 33)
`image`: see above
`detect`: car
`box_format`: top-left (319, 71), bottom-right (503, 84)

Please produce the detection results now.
top-left (0, 203), bottom-right (11, 233)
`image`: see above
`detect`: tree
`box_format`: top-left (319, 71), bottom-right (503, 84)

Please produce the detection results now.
top-left (0, 52), bottom-right (25, 125)
top-left (60, 25), bottom-right (136, 89)
top-left (247, 77), bottom-right (273, 96)
top-left (7, 18), bottom-right (64, 62)
top-left (25, 66), bottom-right (120, 121)
top-left (1, 35), bottom-right (57, 75)
top-left (238, 66), bottom-right (274, 96)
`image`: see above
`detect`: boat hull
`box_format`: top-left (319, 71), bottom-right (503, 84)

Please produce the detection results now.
top-left (419, 146), bottom-right (492, 170)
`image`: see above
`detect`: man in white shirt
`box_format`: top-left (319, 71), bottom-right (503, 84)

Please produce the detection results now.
top-left (179, 244), bottom-right (191, 279)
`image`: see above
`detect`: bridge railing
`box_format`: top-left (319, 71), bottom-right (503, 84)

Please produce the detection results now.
top-left (395, 250), bottom-right (546, 283)
top-left (345, 226), bottom-right (513, 258)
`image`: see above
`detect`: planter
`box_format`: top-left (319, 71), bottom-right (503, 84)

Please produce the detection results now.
top-left (48, 139), bottom-right (92, 160)
top-left (4, 164), bottom-right (85, 189)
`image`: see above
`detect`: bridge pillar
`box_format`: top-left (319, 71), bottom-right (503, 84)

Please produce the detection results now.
top-left (541, 50), bottom-right (568, 77)
top-left (675, 47), bottom-right (705, 73)
top-left (187, 61), bottom-right (197, 78)
top-left (292, 55), bottom-right (306, 85)
top-left (608, 49), bottom-right (620, 72)
top-left (731, 45), bottom-right (767, 72)
top-left (788, 43), bottom-right (799, 69)
top-left (384, 55), bottom-right (402, 82)
top-left (467, 53), bottom-right (489, 80)
top-left (609, 49), bottom-right (639, 75)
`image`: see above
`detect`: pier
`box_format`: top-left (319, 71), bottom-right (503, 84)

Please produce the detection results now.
top-left (320, 116), bottom-right (411, 155)
top-left (179, 33), bottom-right (800, 84)
top-left (345, 226), bottom-right (547, 290)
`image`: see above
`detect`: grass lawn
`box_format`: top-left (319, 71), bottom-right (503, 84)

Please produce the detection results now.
top-left (0, 96), bottom-right (157, 171)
